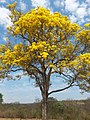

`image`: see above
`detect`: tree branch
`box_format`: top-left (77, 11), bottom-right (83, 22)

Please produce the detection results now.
top-left (80, 44), bottom-right (88, 54)
top-left (34, 74), bottom-right (44, 94)
top-left (53, 58), bottom-right (65, 65)
top-left (48, 71), bottom-right (79, 95)
top-left (19, 34), bottom-right (30, 42)
top-left (26, 68), bottom-right (44, 93)
top-left (48, 81), bottom-right (74, 96)
top-left (30, 64), bottom-right (43, 75)
top-left (10, 68), bottom-right (25, 72)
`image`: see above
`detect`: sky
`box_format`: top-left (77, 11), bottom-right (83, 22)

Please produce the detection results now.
top-left (0, 0), bottom-right (90, 103)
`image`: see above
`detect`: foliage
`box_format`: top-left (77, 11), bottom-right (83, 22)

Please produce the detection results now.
top-left (0, 93), bottom-right (3, 104)
top-left (48, 97), bottom-right (58, 102)
top-left (0, 2), bottom-right (90, 93)
top-left (0, 2), bottom-right (90, 120)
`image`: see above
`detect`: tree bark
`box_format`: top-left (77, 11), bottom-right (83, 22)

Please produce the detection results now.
top-left (42, 93), bottom-right (48, 120)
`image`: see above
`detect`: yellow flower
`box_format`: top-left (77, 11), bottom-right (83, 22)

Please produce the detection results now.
top-left (14, 27), bottom-right (20, 34)
top-left (41, 52), bottom-right (49, 59)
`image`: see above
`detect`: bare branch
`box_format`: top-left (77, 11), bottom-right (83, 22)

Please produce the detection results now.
top-left (48, 72), bottom-right (79, 95)
top-left (26, 68), bottom-right (44, 93)
top-left (34, 74), bottom-right (44, 94)
top-left (30, 64), bottom-right (43, 75)
top-left (47, 68), bottom-right (52, 80)
top-left (19, 34), bottom-right (30, 42)
top-left (80, 44), bottom-right (88, 54)
top-left (53, 58), bottom-right (65, 65)
top-left (48, 81), bottom-right (74, 96)
top-left (10, 68), bottom-right (25, 72)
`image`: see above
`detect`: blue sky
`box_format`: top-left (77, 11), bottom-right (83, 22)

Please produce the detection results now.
top-left (0, 0), bottom-right (90, 103)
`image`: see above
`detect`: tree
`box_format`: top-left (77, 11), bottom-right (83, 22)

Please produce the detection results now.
top-left (48, 97), bottom-right (58, 102)
top-left (0, 93), bottom-right (3, 104)
top-left (0, 2), bottom-right (90, 120)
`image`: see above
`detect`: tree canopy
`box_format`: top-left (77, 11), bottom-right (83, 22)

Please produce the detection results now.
top-left (0, 2), bottom-right (90, 120)
top-left (0, 2), bottom-right (90, 92)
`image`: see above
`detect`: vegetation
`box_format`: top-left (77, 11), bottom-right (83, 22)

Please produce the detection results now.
top-left (0, 99), bottom-right (90, 120)
top-left (0, 93), bottom-right (3, 104)
top-left (0, 2), bottom-right (90, 120)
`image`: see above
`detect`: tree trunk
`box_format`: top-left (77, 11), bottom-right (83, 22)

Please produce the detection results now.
top-left (40, 65), bottom-right (49, 120)
top-left (42, 93), bottom-right (48, 120)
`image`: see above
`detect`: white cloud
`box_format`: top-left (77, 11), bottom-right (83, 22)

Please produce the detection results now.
top-left (0, 7), bottom-right (12, 28)
top-left (86, 18), bottom-right (90, 21)
top-left (54, 0), bottom-right (64, 8)
top-left (65, 0), bottom-right (79, 12)
top-left (85, 0), bottom-right (90, 3)
top-left (19, 0), bottom-right (27, 11)
top-left (31, 0), bottom-right (53, 13)
top-left (31, 0), bottom-right (50, 8)
top-left (53, 0), bottom-right (61, 8)
top-left (61, 1), bottom-right (65, 7)
top-left (69, 15), bottom-right (78, 23)
top-left (87, 8), bottom-right (90, 15)
top-left (75, 3), bottom-right (88, 19)
top-left (78, 18), bottom-right (85, 25)
top-left (76, 7), bottom-right (87, 18)
top-left (0, 78), bottom-right (41, 103)
top-left (80, 3), bottom-right (88, 8)
top-left (0, 0), bottom-right (6, 2)
top-left (65, 0), bottom-right (89, 24)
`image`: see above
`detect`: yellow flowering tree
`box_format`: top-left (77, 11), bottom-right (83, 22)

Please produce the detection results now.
top-left (0, 2), bottom-right (90, 120)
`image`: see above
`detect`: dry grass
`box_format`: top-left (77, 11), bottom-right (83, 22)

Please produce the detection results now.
top-left (0, 118), bottom-right (56, 120)
top-left (0, 119), bottom-right (41, 120)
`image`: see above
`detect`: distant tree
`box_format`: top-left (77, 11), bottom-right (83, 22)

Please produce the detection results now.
top-left (13, 101), bottom-right (20, 104)
top-left (48, 97), bottom-right (58, 102)
top-left (35, 98), bottom-right (41, 103)
top-left (0, 2), bottom-right (90, 120)
top-left (86, 97), bottom-right (90, 100)
top-left (0, 93), bottom-right (3, 104)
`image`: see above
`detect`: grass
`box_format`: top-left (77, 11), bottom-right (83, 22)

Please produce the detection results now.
top-left (0, 99), bottom-right (90, 120)
top-left (0, 119), bottom-right (41, 120)
top-left (0, 118), bottom-right (56, 120)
